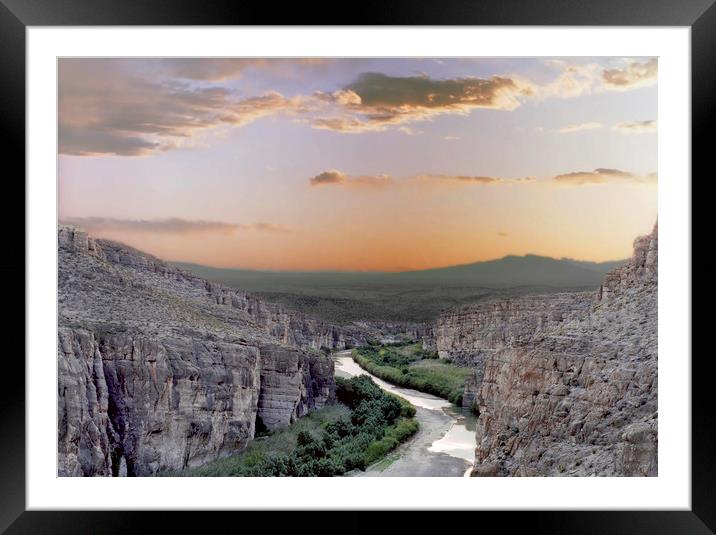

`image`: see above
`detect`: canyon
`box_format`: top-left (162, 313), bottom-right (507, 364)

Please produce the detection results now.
top-left (58, 223), bottom-right (657, 477)
top-left (432, 224), bottom-right (658, 476)
top-left (58, 226), bottom-right (344, 476)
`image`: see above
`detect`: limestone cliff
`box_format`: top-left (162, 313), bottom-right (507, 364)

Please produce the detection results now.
top-left (58, 226), bottom-right (336, 476)
top-left (434, 292), bottom-right (592, 366)
top-left (353, 320), bottom-right (432, 345)
top-left (469, 224), bottom-right (658, 476)
top-left (95, 235), bottom-right (367, 351)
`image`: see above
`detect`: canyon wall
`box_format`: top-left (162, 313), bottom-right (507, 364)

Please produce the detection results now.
top-left (58, 226), bottom-right (337, 476)
top-left (96, 236), bottom-right (368, 351)
top-left (434, 292), bottom-right (592, 369)
top-left (353, 320), bottom-right (432, 345)
top-left (469, 224), bottom-right (658, 476)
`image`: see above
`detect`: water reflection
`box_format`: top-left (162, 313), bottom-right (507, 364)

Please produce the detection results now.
top-left (428, 406), bottom-right (477, 463)
top-left (333, 351), bottom-right (476, 472)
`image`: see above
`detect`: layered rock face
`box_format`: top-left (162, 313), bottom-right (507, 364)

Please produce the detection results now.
top-left (353, 320), bottom-right (432, 345)
top-left (58, 226), bottom-right (336, 477)
top-left (434, 293), bottom-right (591, 409)
top-left (434, 292), bottom-right (592, 368)
top-left (95, 236), bottom-right (366, 352)
top-left (471, 224), bottom-right (657, 476)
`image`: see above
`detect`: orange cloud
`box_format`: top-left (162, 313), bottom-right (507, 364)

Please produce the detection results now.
top-left (553, 168), bottom-right (657, 185)
top-left (537, 58), bottom-right (657, 99)
top-left (613, 119), bottom-right (657, 133)
top-left (251, 222), bottom-right (292, 233)
top-left (414, 174), bottom-right (536, 185)
top-left (557, 122), bottom-right (602, 133)
top-left (308, 170), bottom-right (391, 187)
top-left (58, 59), bottom-right (658, 156)
top-left (58, 60), bottom-right (309, 156)
top-left (417, 174), bottom-right (502, 185)
top-left (602, 58), bottom-right (657, 90)
top-left (308, 171), bottom-right (541, 189)
top-left (60, 217), bottom-right (290, 235)
top-left (309, 72), bottom-right (534, 133)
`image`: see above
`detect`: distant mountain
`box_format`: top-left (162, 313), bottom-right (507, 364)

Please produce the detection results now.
top-left (562, 258), bottom-right (626, 273)
top-left (172, 255), bottom-right (628, 323)
top-left (174, 254), bottom-right (627, 291)
top-left (382, 254), bottom-right (627, 288)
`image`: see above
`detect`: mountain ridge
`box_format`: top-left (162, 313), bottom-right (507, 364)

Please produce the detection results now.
top-left (173, 254), bottom-right (626, 291)
top-left (173, 253), bottom-right (625, 277)
top-left (432, 222), bottom-right (658, 477)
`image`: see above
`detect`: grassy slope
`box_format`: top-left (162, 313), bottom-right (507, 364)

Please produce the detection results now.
top-left (353, 343), bottom-right (474, 405)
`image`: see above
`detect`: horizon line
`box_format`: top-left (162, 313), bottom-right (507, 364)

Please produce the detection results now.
top-left (169, 253), bottom-right (629, 275)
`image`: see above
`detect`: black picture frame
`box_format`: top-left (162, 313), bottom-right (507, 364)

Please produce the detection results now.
top-left (3, 1), bottom-right (712, 532)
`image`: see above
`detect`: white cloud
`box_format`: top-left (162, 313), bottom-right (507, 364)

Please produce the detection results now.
top-left (557, 122), bottom-right (602, 133)
top-left (613, 119), bottom-right (657, 133)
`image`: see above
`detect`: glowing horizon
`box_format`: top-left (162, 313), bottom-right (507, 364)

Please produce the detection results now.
top-left (58, 57), bottom-right (657, 272)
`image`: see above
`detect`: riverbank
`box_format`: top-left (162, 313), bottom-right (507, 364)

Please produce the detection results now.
top-left (352, 342), bottom-right (474, 406)
top-left (334, 351), bottom-right (476, 477)
top-left (170, 374), bottom-right (418, 477)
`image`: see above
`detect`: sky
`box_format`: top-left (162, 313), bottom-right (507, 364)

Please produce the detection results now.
top-left (58, 57), bottom-right (657, 272)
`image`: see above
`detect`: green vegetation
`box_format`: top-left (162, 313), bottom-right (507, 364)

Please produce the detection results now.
top-left (171, 375), bottom-right (417, 477)
top-left (353, 343), bottom-right (474, 405)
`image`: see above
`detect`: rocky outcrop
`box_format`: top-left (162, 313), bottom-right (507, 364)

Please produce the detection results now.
top-left (58, 226), bottom-right (336, 476)
top-left (470, 223), bottom-right (658, 476)
top-left (461, 372), bottom-right (481, 410)
top-left (352, 320), bottom-right (432, 345)
top-left (58, 225), bottom-right (105, 258)
top-left (434, 293), bottom-right (592, 367)
top-left (94, 236), bottom-right (367, 352)
top-left (433, 292), bottom-right (591, 408)
top-left (256, 344), bottom-right (334, 430)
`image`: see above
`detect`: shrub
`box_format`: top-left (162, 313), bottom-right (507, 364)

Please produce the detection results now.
top-left (173, 375), bottom-right (417, 477)
top-left (352, 347), bottom-right (472, 406)
top-left (297, 430), bottom-right (315, 447)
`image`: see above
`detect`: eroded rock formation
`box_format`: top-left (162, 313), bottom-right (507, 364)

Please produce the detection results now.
top-left (58, 226), bottom-right (338, 476)
top-left (468, 223), bottom-right (658, 476)
top-left (434, 292), bottom-right (592, 368)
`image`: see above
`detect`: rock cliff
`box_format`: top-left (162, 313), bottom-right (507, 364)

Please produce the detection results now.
top-left (352, 320), bottom-right (432, 345)
top-left (58, 226), bottom-right (337, 476)
top-left (469, 223), bottom-right (658, 476)
top-left (434, 292), bottom-right (592, 366)
top-left (93, 234), bottom-right (367, 352)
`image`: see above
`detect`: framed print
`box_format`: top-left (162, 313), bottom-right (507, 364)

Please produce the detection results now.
top-left (5, 0), bottom-right (713, 532)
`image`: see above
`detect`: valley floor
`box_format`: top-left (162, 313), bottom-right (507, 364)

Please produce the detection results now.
top-left (351, 406), bottom-right (472, 477)
top-left (334, 352), bottom-right (477, 477)
top-left (352, 342), bottom-right (475, 406)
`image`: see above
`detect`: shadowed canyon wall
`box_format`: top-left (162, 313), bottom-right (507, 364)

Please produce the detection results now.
top-left (433, 224), bottom-right (658, 476)
top-left (58, 226), bottom-right (338, 476)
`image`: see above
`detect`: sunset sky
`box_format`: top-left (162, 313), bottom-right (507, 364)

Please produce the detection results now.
top-left (58, 57), bottom-right (657, 271)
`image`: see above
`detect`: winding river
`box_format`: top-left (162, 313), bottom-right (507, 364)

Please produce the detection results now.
top-left (333, 350), bottom-right (477, 477)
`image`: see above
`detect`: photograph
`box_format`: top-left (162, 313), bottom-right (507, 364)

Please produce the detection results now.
top-left (56, 56), bottom-right (658, 478)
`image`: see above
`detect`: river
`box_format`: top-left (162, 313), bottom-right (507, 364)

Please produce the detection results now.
top-left (333, 350), bottom-right (477, 477)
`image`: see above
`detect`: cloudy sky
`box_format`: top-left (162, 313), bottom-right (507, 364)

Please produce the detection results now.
top-left (58, 57), bottom-right (657, 271)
